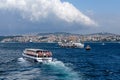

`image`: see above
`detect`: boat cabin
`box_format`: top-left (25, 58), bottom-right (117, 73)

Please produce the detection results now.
top-left (24, 49), bottom-right (52, 57)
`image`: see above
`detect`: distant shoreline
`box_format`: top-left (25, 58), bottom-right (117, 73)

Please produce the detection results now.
top-left (0, 32), bottom-right (120, 43)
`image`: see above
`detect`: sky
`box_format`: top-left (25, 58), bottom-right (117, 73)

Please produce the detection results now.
top-left (0, 0), bottom-right (120, 35)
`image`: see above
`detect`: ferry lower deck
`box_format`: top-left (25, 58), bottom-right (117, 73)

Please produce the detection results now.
top-left (22, 53), bottom-right (52, 62)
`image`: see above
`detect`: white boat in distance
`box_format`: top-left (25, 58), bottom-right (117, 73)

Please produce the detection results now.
top-left (58, 41), bottom-right (84, 48)
top-left (23, 49), bottom-right (52, 62)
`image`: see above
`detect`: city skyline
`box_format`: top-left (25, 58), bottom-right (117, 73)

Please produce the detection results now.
top-left (0, 0), bottom-right (120, 35)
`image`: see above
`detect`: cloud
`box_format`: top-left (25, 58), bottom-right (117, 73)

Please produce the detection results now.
top-left (0, 0), bottom-right (97, 26)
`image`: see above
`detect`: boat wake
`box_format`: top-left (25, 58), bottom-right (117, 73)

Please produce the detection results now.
top-left (43, 59), bottom-right (82, 80)
top-left (18, 57), bottom-right (26, 62)
top-left (18, 58), bottom-right (82, 80)
top-left (18, 57), bottom-right (35, 67)
top-left (18, 57), bottom-right (28, 64)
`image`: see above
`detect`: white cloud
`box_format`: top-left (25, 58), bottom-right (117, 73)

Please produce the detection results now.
top-left (0, 0), bottom-right (97, 26)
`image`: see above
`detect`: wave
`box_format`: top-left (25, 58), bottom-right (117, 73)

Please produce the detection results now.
top-left (1, 68), bottom-right (41, 80)
top-left (44, 59), bottom-right (82, 80)
top-left (17, 57), bottom-right (34, 67)
top-left (17, 58), bottom-right (82, 80)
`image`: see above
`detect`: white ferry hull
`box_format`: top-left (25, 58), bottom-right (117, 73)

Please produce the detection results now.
top-left (22, 53), bottom-right (52, 63)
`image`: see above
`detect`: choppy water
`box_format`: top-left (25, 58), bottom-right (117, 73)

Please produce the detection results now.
top-left (0, 43), bottom-right (120, 80)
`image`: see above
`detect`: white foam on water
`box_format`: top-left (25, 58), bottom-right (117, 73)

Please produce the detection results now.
top-left (18, 57), bottom-right (28, 64)
top-left (18, 57), bottom-right (26, 62)
top-left (17, 58), bottom-right (83, 80)
top-left (3, 68), bottom-right (41, 80)
top-left (17, 57), bottom-right (32, 67)
top-left (44, 59), bottom-right (82, 80)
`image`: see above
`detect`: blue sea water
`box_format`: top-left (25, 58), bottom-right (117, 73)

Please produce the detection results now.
top-left (0, 43), bottom-right (120, 80)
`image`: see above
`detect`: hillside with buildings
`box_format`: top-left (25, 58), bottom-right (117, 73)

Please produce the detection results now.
top-left (0, 32), bottom-right (120, 43)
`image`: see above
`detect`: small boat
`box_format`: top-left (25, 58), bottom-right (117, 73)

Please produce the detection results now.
top-left (22, 48), bottom-right (52, 62)
top-left (85, 45), bottom-right (91, 50)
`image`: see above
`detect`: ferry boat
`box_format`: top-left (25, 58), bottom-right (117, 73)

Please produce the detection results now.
top-left (22, 49), bottom-right (52, 62)
top-left (58, 41), bottom-right (84, 48)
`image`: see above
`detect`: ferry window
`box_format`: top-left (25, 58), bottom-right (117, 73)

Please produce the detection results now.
top-left (36, 51), bottom-right (40, 53)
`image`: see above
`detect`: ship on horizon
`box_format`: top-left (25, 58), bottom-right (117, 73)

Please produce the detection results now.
top-left (58, 41), bottom-right (84, 48)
